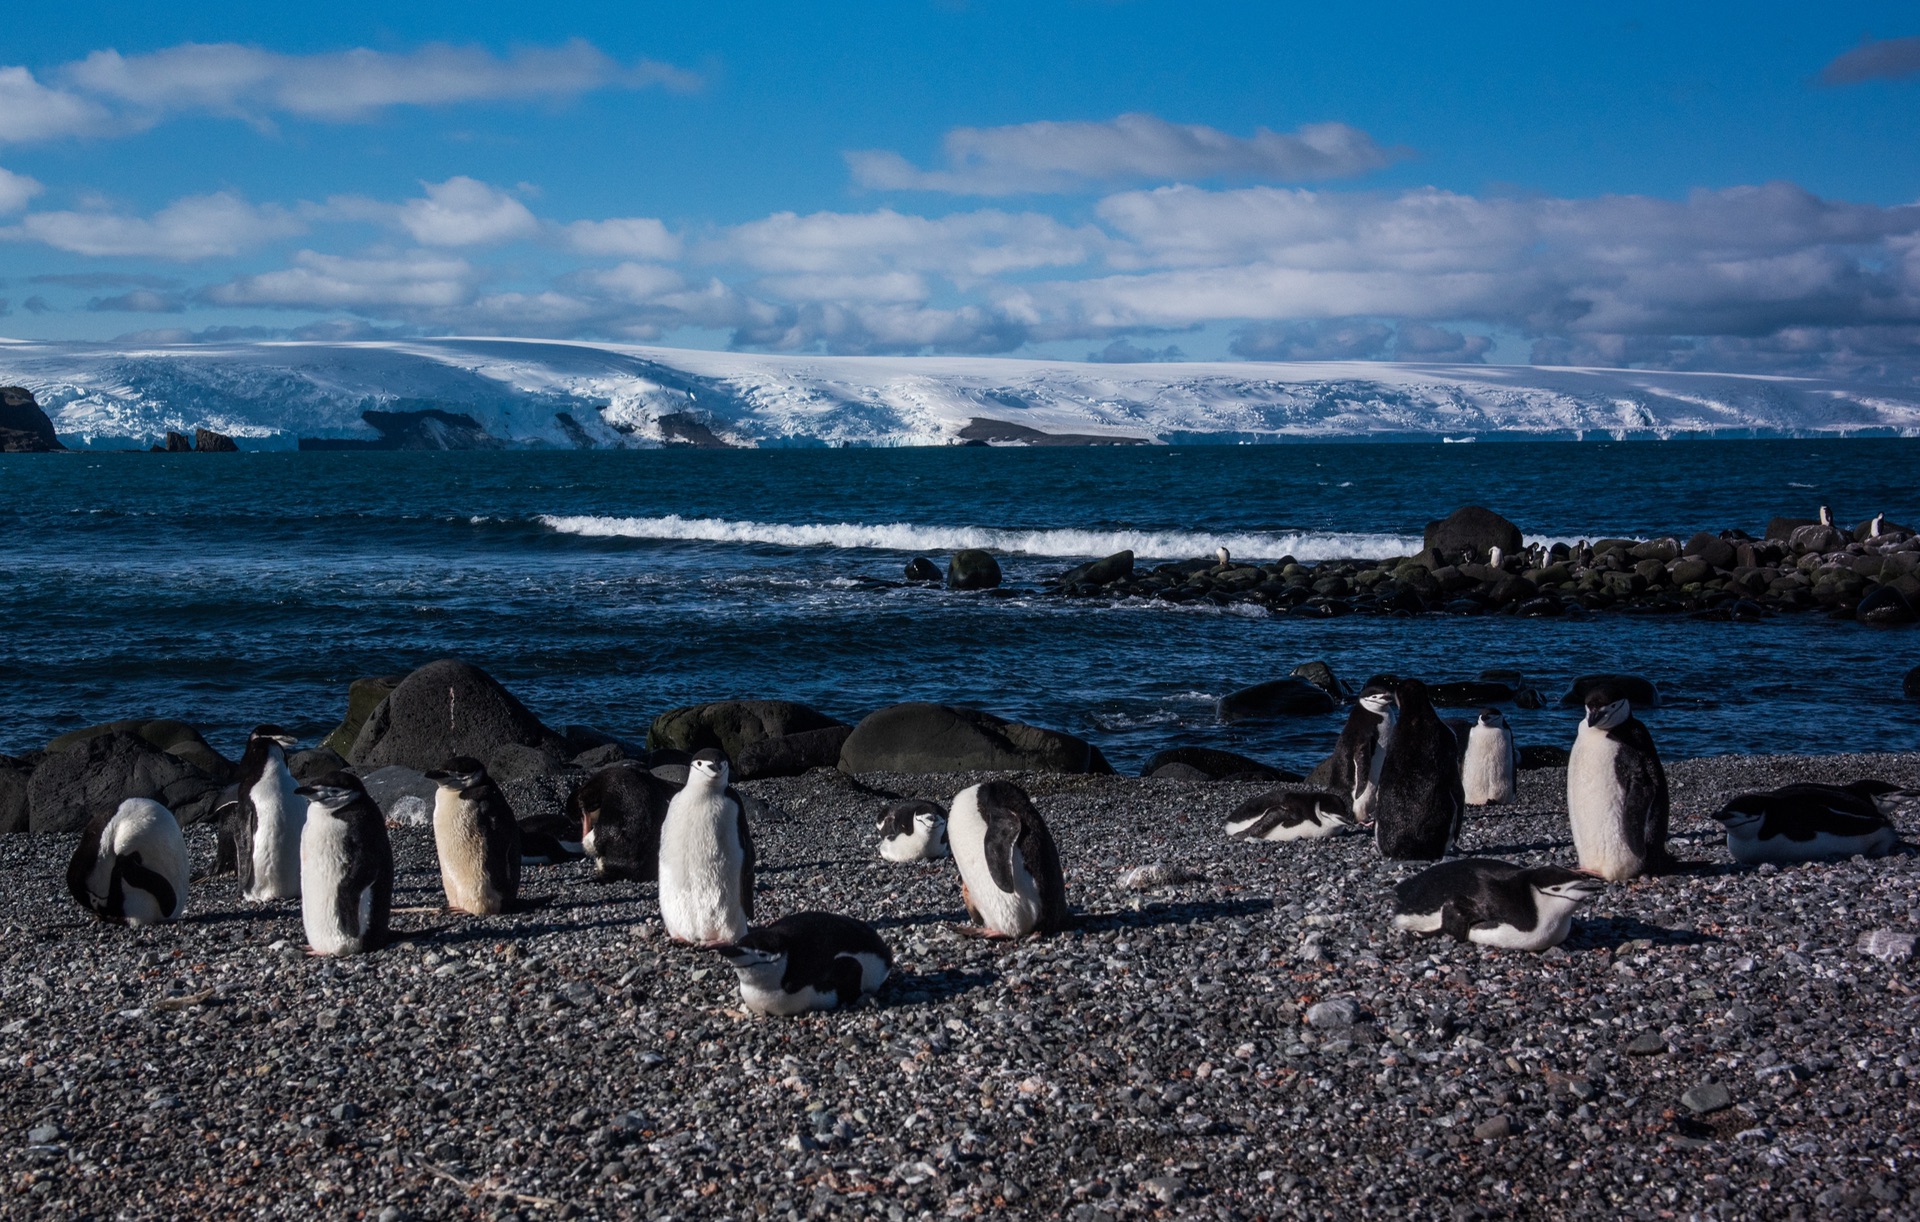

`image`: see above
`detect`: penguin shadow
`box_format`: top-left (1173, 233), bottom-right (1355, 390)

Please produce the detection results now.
top-left (1563, 917), bottom-right (1718, 953)
top-left (392, 914), bottom-right (641, 948)
top-left (881, 968), bottom-right (998, 1006)
top-left (1456, 834), bottom-right (1576, 856)
top-left (1073, 896), bottom-right (1275, 934)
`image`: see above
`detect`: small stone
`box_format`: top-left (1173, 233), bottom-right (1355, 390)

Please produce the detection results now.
top-left (1682, 1082), bottom-right (1733, 1114)
top-left (1305, 999), bottom-right (1360, 1029)
top-left (1472, 1115), bottom-right (1513, 1141)
top-left (25, 1124), bottom-right (61, 1145)
top-left (1857, 929), bottom-right (1918, 962)
top-left (330, 1103), bottom-right (362, 1122)
top-left (1143, 1175), bottom-right (1186, 1203)
top-left (1626, 1032), bottom-right (1666, 1056)
top-left (377, 1208), bottom-right (405, 1222)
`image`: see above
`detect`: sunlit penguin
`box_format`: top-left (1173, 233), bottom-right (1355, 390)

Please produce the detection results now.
top-left (1459, 708), bottom-right (1518, 806)
top-left (877, 798), bottom-right (949, 862)
top-left (1393, 858), bottom-right (1602, 951)
top-left (232, 725), bottom-right (304, 900)
top-left (947, 780), bottom-right (1068, 937)
top-left (295, 771), bottom-right (394, 957)
top-left (1327, 675), bottom-right (1398, 824)
top-left (1566, 682), bottom-right (1671, 880)
top-left (1223, 789), bottom-right (1355, 841)
top-left (712, 912), bottom-right (893, 1015)
top-left (1711, 781), bottom-right (1901, 864)
top-left (424, 756), bottom-right (522, 915)
top-left (67, 799), bottom-right (190, 927)
top-left (658, 749), bottom-right (755, 946)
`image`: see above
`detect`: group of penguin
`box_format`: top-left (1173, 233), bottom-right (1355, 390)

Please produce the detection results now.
top-left (1215, 674), bottom-right (1906, 952)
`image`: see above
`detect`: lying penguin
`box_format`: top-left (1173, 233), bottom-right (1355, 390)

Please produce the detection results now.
top-left (1711, 780), bottom-right (1902, 864)
top-left (948, 780), bottom-right (1068, 938)
top-left (1392, 857), bottom-right (1602, 951)
top-left (67, 798), bottom-right (190, 927)
top-left (877, 798), bottom-right (949, 861)
top-left (1223, 789), bottom-right (1355, 841)
top-left (712, 912), bottom-right (893, 1015)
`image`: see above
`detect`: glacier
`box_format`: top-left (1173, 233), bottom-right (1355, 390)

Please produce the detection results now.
top-left (2, 334), bottom-right (1919, 449)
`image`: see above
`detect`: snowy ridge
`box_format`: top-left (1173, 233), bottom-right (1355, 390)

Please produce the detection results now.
top-left (2, 335), bottom-right (1919, 449)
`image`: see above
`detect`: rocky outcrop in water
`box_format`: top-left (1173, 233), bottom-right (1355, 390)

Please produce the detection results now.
top-left (0, 386), bottom-right (65, 452)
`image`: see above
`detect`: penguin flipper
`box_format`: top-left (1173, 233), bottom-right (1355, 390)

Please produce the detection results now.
top-left (732, 789), bottom-right (755, 921)
top-left (1014, 812), bottom-right (1069, 933)
top-left (1438, 900), bottom-right (1475, 942)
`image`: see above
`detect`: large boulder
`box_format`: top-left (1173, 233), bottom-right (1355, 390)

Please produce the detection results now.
top-left (1216, 678), bottom-right (1338, 722)
top-left (1681, 532), bottom-right (1737, 571)
top-left (193, 428), bottom-right (238, 452)
top-left (735, 725), bottom-right (857, 780)
top-left (322, 675), bottom-right (405, 756)
top-left (0, 386), bottom-right (65, 452)
top-left (1423, 506), bottom-right (1523, 561)
top-left (1058, 551), bottom-right (1135, 587)
top-left (27, 731), bottom-right (222, 833)
top-left (1857, 586), bottom-right (1916, 627)
top-left (647, 700), bottom-right (847, 763)
top-left (1140, 746), bottom-right (1301, 783)
top-left (43, 718), bottom-right (234, 783)
top-left (349, 658), bottom-right (568, 775)
top-left (838, 703), bottom-right (1112, 775)
top-left (0, 757), bottom-right (30, 835)
top-left (947, 550), bottom-right (1003, 591)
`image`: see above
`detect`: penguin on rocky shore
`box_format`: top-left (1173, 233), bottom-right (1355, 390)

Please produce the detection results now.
top-left (657, 749), bottom-right (754, 946)
top-left (948, 780), bottom-right (1068, 937)
top-left (231, 725), bottom-right (303, 901)
top-left (1223, 789), bottom-right (1355, 841)
top-left (1458, 708), bottom-right (1517, 806)
top-left (1327, 675), bottom-right (1399, 824)
top-left (1393, 858), bottom-right (1602, 950)
top-left (573, 763), bottom-right (674, 881)
top-left (67, 799), bottom-right (190, 927)
top-left (1711, 780), bottom-right (1902, 863)
top-left (712, 912), bottom-right (894, 1015)
top-left (295, 771), bottom-right (394, 956)
top-left (424, 757), bottom-right (522, 915)
top-left (1373, 678), bottom-right (1465, 860)
top-left (1566, 682), bottom-right (1671, 880)
top-left (878, 798), bottom-right (949, 861)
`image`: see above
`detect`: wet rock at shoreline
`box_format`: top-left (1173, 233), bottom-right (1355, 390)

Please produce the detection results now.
top-left (839, 702), bottom-right (1111, 775)
top-left (349, 658), bottom-right (569, 776)
top-left (647, 699), bottom-right (848, 765)
top-left (1424, 505), bottom-right (1523, 561)
top-left (1140, 746), bottom-right (1302, 783)
top-left (947, 549), bottom-right (1003, 590)
top-left (1217, 678), bottom-right (1339, 722)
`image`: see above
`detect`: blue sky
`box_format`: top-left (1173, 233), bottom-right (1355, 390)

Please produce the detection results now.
top-left (1, 2), bottom-right (1916, 377)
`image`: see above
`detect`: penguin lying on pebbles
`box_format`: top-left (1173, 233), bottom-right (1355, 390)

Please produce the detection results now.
top-left (1712, 781), bottom-right (1902, 863)
top-left (948, 780), bottom-right (1068, 938)
top-left (424, 757), bottom-right (521, 915)
top-left (1393, 858), bottom-right (1602, 951)
top-left (1223, 789), bottom-right (1355, 841)
top-left (878, 799), bottom-right (949, 861)
top-left (67, 798), bottom-right (190, 927)
top-left (295, 771), bottom-right (394, 957)
top-left (658, 749), bottom-right (755, 946)
top-left (1457, 708), bottom-right (1517, 807)
top-left (712, 912), bottom-right (893, 1015)
top-left (573, 764), bottom-right (674, 881)
top-left (232, 725), bottom-right (304, 900)
top-left (1567, 682), bottom-right (1671, 880)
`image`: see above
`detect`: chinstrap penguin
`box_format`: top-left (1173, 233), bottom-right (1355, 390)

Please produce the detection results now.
top-left (877, 798), bottom-right (950, 861)
top-left (1326, 675), bottom-right (1399, 824)
top-left (231, 725), bottom-right (304, 901)
top-left (572, 763), bottom-right (674, 881)
top-left (1711, 780), bottom-right (1902, 864)
top-left (1566, 683), bottom-right (1671, 880)
top-left (1372, 677), bottom-right (1465, 860)
top-left (657, 749), bottom-right (755, 946)
top-left (1223, 789), bottom-right (1355, 841)
top-left (1458, 708), bottom-right (1517, 806)
top-left (424, 756), bottom-right (522, 915)
top-left (1393, 857), bottom-right (1602, 951)
top-left (712, 911), bottom-right (893, 1015)
top-left (67, 798), bottom-right (190, 927)
top-left (295, 770), bottom-right (394, 956)
top-left (947, 780), bottom-right (1069, 938)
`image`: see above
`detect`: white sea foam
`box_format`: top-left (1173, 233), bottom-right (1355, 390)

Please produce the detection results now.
top-left (536, 513), bottom-right (1421, 561)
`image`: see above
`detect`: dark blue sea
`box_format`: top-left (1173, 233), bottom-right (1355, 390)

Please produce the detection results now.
top-left (3, 441), bottom-right (1917, 770)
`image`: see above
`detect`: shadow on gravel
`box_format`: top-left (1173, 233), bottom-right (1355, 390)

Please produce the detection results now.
top-left (1074, 896), bottom-right (1274, 933)
top-left (1464, 835), bottom-right (1575, 855)
top-left (1565, 917), bottom-right (1718, 952)
top-left (883, 968), bottom-right (997, 1005)
top-left (397, 917), bottom-right (643, 947)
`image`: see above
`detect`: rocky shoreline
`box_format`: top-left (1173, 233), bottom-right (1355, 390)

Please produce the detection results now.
top-left (4, 752), bottom-right (1918, 1220)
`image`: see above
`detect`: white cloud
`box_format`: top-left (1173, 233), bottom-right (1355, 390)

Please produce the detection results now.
top-left (847, 114), bottom-right (1398, 195)
top-left (564, 216), bottom-right (680, 259)
top-left (716, 208), bottom-right (1100, 278)
top-left (395, 177), bottom-right (540, 246)
top-left (5, 192), bottom-right (306, 259)
top-left (0, 66), bottom-right (111, 142)
top-left (0, 165), bottom-right (43, 214)
top-left (579, 262), bottom-right (686, 303)
top-left (205, 250), bottom-right (475, 309)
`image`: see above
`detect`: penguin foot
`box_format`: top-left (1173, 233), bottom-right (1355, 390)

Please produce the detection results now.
top-left (952, 923), bottom-right (1006, 940)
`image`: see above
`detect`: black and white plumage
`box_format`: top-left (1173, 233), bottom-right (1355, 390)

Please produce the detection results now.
top-left (1458, 708), bottom-right (1517, 806)
top-left (712, 912), bottom-right (893, 1015)
top-left (1223, 789), bottom-right (1355, 841)
top-left (571, 763), bottom-right (673, 880)
top-left (230, 725), bottom-right (303, 900)
top-left (1393, 858), bottom-right (1603, 951)
top-left (1327, 676), bottom-right (1398, 824)
top-left (657, 749), bottom-right (755, 946)
top-left (1711, 780), bottom-right (1902, 864)
top-left (877, 798), bottom-right (949, 861)
top-left (423, 756), bottom-right (522, 915)
top-left (947, 780), bottom-right (1068, 937)
top-left (1373, 678), bottom-right (1466, 861)
top-left (295, 771), bottom-right (394, 956)
top-left (1566, 683), bottom-right (1671, 880)
top-left (67, 798), bottom-right (189, 927)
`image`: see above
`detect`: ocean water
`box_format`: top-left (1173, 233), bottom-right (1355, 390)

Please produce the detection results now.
top-left (3, 440), bottom-right (1917, 772)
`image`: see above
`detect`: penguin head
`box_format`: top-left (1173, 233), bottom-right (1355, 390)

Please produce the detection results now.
top-left (1357, 675), bottom-right (1399, 716)
top-left (1710, 797), bottom-right (1767, 837)
top-left (1582, 688), bottom-right (1631, 730)
top-left (688, 749), bottom-right (731, 787)
top-left (294, 770), bottom-right (370, 812)
top-left (1530, 868), bottom-right (1604, 905)
top-left (712, 940), bottom-right (785, 986)
top-left (1391, 677), bottom-right (1432, 713)
top-left (424, 756), bottom-right (489, 790)
top-left (249, 724), bottom-right (299, 751)
top-left (1475, 708), bottom-right (1506, 729)
top-left (1313, 794), bottom-right (1358, 827)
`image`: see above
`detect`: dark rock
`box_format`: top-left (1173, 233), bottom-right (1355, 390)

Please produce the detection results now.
top-left (1857, 585), bottom-right (1916, 626)
top-left (164, 738), bottom-right (236, 783)
top-left (0, 756), bottom-right (30, 835)
top-left (1216, 678), bottom-right (1337, 722)
top-left (1516, 596), bottom-right (1564, 617)
top-left (1423, 506), bottom-right (1524, 561)
top-left (1560, 673), bottom-right (1660, 709)
top-left (1139, 747), bottom-right (1300, 783)
top-left (300, 406), bottom-right (506, 451)
top-left (46, 717), bottom-right (204, 757)
top-left (1517, 745), bottom-right (1570, 770)
top-left (349, 658), bottom-right (568, 774)
top-left (164, 431), bottom-right (193, 452)
top-left (955, 417), bottom-right (1149, 446)
top-left (1058, 550), bottom-right (1134, 586)
top-left (1472, 1116), bottom-right (1513, 1141)
top-left (647, 700), bottom-right (847, 763)
top-left (1788, 524), bottom-right (1848, 554)
top-left (1766, 516), bottom-right (1818, 541)
top-left (558, 724), bottom-right (644, 757)
top-left (1288, 660), bottom-right (1348, 700)
top-left (1147, 763), bottom-right (1213, 781)
top-left (904, 557), bottom-right (941, 583)
top-left (1670, 558), bottom-right (1715, 586)
top-left (488, 741), bottom-right (569, 781)
top-left (359, 766), bottom-right (439, 818)
top-left (1682, 532), bottom-right (1737, 570)
top-left (1626, 1032), bottom-right (1667, 1056)
top-left (193, 428), bottom-right (238, 452)
top-left (1305, 998), bottom-right (1360, 1028)
top-left (734, 724), bottom-right (856, 780)
top-left (0, 386), bottom-right (66, 452)
top-left (287, 746), bottom-right (347, 782)
top-left (1681, 1082), bottom-right (1732, 1114)
top-left (27, 730), bottom-right (220, 833)
top-left (321, 675), bottom-right (405, 757)
top-left (1424, 680), bottom-right (1520, 708)
top-left (838, 703), bottom-right (1111, 775)
top-left (570, 743), bottom-right (630, 770)
top-left (947, 549), bottom-right (1003, 590)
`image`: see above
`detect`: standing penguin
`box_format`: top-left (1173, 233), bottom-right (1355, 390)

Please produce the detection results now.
top-left (295, 771), bottom-right (394, 956)
top-left (67, 798), bottom-right (190, 927)
top-left (1459, 708), bottom-right (1518, 806)
top-left (947, 780), bottom-right (1068, 937)
top-left (573, 763), bottom-right (675, 881)
top-left (1566, 682), bottom-right (1671, 880)
top-left (1373, 677), bottom-right (1465, 860)
top-left (230, 725), bottom-right (304, 900)
top-left (877, 798), bottom-right (949, 862)
top-left (424, 757), bottom-right (521, 915)
top-left (1326, 675), bottom-right (1399, 823)
top-left (711, 912), bottom-right (893, 1015)
top-left (657, 749), bottom-right (754, 946)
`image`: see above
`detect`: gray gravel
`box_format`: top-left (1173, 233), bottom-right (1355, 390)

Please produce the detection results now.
top-left (4, 753), bottom-right (1919, 1220)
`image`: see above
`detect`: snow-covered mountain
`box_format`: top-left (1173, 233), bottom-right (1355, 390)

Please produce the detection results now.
top-left (3, 335), bottom-right (1918, 449)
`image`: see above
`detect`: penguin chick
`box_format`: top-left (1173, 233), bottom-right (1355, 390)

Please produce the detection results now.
top-left (657, 749), bottom-right (754, 946)
top-left (1223, 789), bottom-right (1355, 841)
top-left (1711, 781), bottom-right (1901, 864)
top-left (712, 912), bottom-right (893, 1015)
top-left (947, 780), bottom-right (1068, 938)
top-left (1393, 858), bottom-right (1602, 951)
top-left (572, 763), bottom-right (674, 881)
top-left (1459, 708), bottom-right (1517, 806)
top-left (878, 799), bottom-right (949, 861)
top-left (424, 756), bottom-right (522, 915)
top-left (295, 771), bottom-right (394, 957)
top-left (1566, 684), bottom-right (1671, 880)
top-left (67, 798), bottom-right (189, 927)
